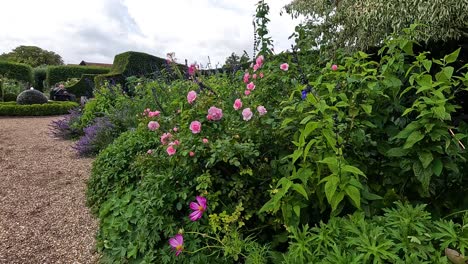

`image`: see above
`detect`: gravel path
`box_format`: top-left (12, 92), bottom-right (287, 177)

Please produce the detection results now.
top-left (0, 116), bottom-right (98, 264)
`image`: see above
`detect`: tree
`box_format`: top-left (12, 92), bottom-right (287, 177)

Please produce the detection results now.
top-left (0, 46), bottom-right (64, 67)
top-left (223, 51), bottom-right (250, 68)
top-left (284, 0), bottom-right (468, 51)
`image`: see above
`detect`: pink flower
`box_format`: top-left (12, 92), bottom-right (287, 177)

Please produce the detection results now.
top-left (253, 64), bottom-right (259, 72)
top-left (173, 127), bottom-right (178, 132)
top-left (244, 90), bottom-right (251, 96)
top-left (161, 133), bottom-right (173, 145)
top-left (177, 109), bottom-right (181, 114)
top-left (148, 121), bottom-right (160, 131)
top-left (280, 63), bottom-right (289, 71)
top-left (207, 106), bottom-right (223, 121)
top-left (188, 64), bottom-right (197, 76)
top-left (233, 99), bottom-right (242, 110)
top-left (207, 114), bottom-right (213, 121)
top-left (168, 234), bottom-right (184, 256)
top-left (257, 105), bottom-right (267, 116)
top-left (202, 138), bottom-right (209, 144)
top-left (190, 121), bottom-right (202, 134)
top-left (243, 73), bottom-right (250, 83)
top-left (260, 72), bottom-right (264, 78)
top-left (252, 74), bottom-right (257, 79)
top-left (331, 64), bottom-right (338, 71)
top-left (256, 55), bottom-right (264, 67)
top-left (189, 151), bottom-right (195, 157)
top-left (247, 82), bottom-right (255, 91)
top-left (169, 140), bottom-right (180, 146)
top-left (166, 145), bottom-right (176, 156)
top-left (147, 149), bottom-right (153, 154)
top-left (189, 196), bottom-right (207, 221)
top-left (242, 108), bottom-right (253, 121)
top-left (187, 90), bottom-right (197, 104)
top-left (148, 111), bottom-right (160, 117)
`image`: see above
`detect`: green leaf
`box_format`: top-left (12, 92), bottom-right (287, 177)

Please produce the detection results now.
top-left (341, 165), bottom-right (366, 177)
top-left (416, 74), bottom-right (432, 87)
top-left (302, 121), bottom-right (319, 139)
top-left (330, 192), bottom-right (345, 211)
top-left (418, 151), bottom-right (433, 169)
top-left (433, 106), bottom-right (447, 120)
top-left (360, 104), bottom-right (372, 115)
top-left (433, 159), bottom-right (443, 176)
top-left (403, 130), bottom-right (425, 149)
top-left (323, 175), bottom-right (339, 204)
top-left (422, 60), bottom-right (432, 72)
top-left (292, 183), bottom-right (308, 200)
top-left (387, 147), bottom-right (409, 157)
top-left (443, 66), bottom-right (454, 79)
top-left (444, 48), bottom-right (461, 64)
top-left (345, 185), bottom-right (361, 208)
top-left (293, 205), bottom-right (301, 217)
top-left (413, 161), bottom-right (433, 195)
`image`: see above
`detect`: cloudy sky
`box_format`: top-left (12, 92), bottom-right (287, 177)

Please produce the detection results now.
top-left (0, 0), bottom-right (301, 67)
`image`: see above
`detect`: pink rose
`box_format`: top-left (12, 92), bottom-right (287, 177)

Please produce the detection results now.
top-left (280, 63), bottom-right (289, 71)
top-left (331, 64), bottom-right (338, 71)
top-left (169, 140), bottom-right (180, 146)
top-left (187, 90), bottom-right (197, 104)
top-left (161, 132), bottom-right (173, 145)
top-left (207, 106), bottom-right (223, 121)
top-left (233, 99), bottom-right (242, 110)
top-left (188, 64), bottom-right (197, 76)
top-left (252, 74), bottom-right (257, 79)
top-left (166, 145), bottom-right (176, 156)
top-left (242, 108), bottom-right (253, 121)
top-left (260, 72), bottom-right (264, 78)
top-left (190, 121), bottom-right (202, 134)
top-left (257, 105), bottom-right (267, 116)
top-left (173, 127), bottom-right (178, 132)
top-left (256, 55), bottom-right (264, 67)
top-left (148, 111), bottom-right (160, 117)
top-left (202, 138), bottom-right (209, 144)
top-left (189, 151), bottom-right (195, 157)
top-left (147, 149), bottom-right (153, 154)
top-left (243, 73), bottom-right (250, 83)
top-left (246, 82), bottom-right (255, 91)
top-left (253, 64), bottom-right (259, 72)
top-left (244, 90), bottom-right (251, 96)
top-left (148, 121), bottom-right (160, 131)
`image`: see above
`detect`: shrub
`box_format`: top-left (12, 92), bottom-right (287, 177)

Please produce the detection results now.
top-left (33, 66), bottom-right (47, 91)
top-left (16, 89), bottom-right (48, 105)
top-left (0, 61), bottom-right (33, 83)
top-left (0, 101), bottom-right (79, 116)
top-left (49, 108), bottom-right (82, 139)
top-left (73, 117), bottom-right (116, 156)
top-left (3, 93), bottom-right (17, 102)
top-left (66, 74), bottom-right (97, 97)
top-left (46, 65), bottom-right (110, 87)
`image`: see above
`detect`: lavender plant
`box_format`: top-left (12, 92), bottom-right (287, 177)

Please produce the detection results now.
top-left (49, 107), bottom-right (82, 139)
top-left (73, 117), bottom-right (115, 156)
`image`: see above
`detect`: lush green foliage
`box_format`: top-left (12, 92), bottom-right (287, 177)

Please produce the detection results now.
top-left (285, 0), bottom-right (468, 50)
top-left (16, 89), bottom-right (48, 105)
top-left (0, 61), bottom-right (33, 83)
top-left (0, 101), bottom-right (79, 116)
top-left (33, 66), bottom-right (48, 91)
top-left (46, 65), bottom-right (110, 87)
top-left (66, 74), bottom-right (98, 97)
top-left (0, 45), bottom-right (63, 67)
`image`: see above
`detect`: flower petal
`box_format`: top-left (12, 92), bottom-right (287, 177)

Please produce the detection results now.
top-left (175, 234), bottom-right (183, 245)
top-left (189, 202), bottom-right (199, 211)
top-left (189, 210), bottom-right (202, 221)
top-left (169, 238), bottom-right (179, 248)
top-left (196, 196), bottom-right (207, 209)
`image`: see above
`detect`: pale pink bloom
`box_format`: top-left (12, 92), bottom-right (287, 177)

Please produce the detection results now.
top-left (148, 111), bottom-right (160, 117)
top-left (168, 234), bottom-right (184, 256)
top-left (233, 99), bottom-right (242, 110)
top-left (242, 108), bottom-right (253, 121)
top-left (280, 63), bottom-right (289, 71)
top-left (189, 196), bottom-right (207, 221)
top-left (187, 90), bottom-right (197, 104)
top-left (147, 149), bottom-right (153, 154)
top-left (244, 90), bottom-right (251, 96)
top-left (189, 151), bottom-right (195, 157)
top-left (252, 74), bottom-right (257, 79)
top-left (190, 121), bottom-right (202, 134)
top-left (173, 127), bottom-right (178, 132)
top-left (256, 55), bottom-right (264, 67)
top-left (259, 72), bottom-right (264, 78)
top-left (202, 138), bottom-right (209, 144)
top-left (160, 133), bottom-right (173, 145)
top-left (166, 145), bottom-right (176, 156)
top-left (188, 64), bottom-right (197, 76)
top-left (257, 105), bottom-right (267, 116)
top-left (246, 82), bottom-right (255, 91)
top-left (148, 121), bottom-right (160, 131)
top-left (207, 106), bottom-right (223, 121)
top-left (206, 114), bottom-right (213, 121)
top-left (253, 64), bottom-right (259, 72)
top-left (169, 140), bottom-right (180, 146)
top-left (243, 73), bottom-right (250, 83)
top-left (331, 64), bottom-right (338, 71)
top-left (177, 109), bottom-right (181, 114)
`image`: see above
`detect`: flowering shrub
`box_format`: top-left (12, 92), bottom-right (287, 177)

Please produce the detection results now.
top-left (73, 116), bottom-right (115, 156)
top-left (49, 107), bottom-right (82, 139)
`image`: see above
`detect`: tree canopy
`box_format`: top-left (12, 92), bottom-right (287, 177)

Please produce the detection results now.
top-left (284, 0), bottom-right (468, 50)
top-left (223, 51), bottom-right (250, 68)
top-left (0, 46), bottom-right (64, 67)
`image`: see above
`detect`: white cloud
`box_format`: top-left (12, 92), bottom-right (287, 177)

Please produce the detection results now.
top-left (0, 0), bottom-right (300, 66)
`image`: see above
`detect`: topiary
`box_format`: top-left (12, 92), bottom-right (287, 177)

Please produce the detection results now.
top-left (16, 88), bottom-right (48, 105)
top-left (3, 93), bottom-right (17, 102)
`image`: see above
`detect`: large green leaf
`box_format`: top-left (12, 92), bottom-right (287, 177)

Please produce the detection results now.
top-left (444, 48), bottom-right (461, 64)
top-left (418, 151), bottom-right (433, 169)
top-left (345, 185), bottom-right (361, 208)
top-left (403, 130), bottom-right (425, 149)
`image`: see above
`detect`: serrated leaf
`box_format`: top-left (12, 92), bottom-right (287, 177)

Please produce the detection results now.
top-left (403, 130), bottom-right (425, 149)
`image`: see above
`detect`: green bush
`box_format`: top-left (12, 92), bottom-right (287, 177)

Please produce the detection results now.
top-left (16, 89), bottom-right (48, 105)
top-left (33, 66), bottom-right (47, 91)
top-left (46, 65), bottom-right (110, 87)
top-left (0, 61), bottom-right (33, 83)
top-left (3, 93), bottom-right (17, 102)
top-left (66, 74), bottom-right (98, 97)
top-left (0, 101), bottom-right (79, 116)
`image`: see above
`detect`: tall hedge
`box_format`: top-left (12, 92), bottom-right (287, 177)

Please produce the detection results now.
top-left (46, 65), bottom-right (110, 87)
top-left (33, 66), bottom-right (47, 91)
top-left (66, 74), bottom-right (97, 97)
top-left (0, 61), bottom-right (33, 83)
top-left (94, 52), bottom-right (167, 87)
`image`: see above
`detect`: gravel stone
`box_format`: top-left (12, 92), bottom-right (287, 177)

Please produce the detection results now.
top-left (0, 116), bottom-right (99, 264)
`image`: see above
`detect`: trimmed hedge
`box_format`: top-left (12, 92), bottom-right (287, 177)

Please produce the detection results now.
top-left (0, 101), bottom-right (79, 116)
top-left (0, 61), bottom-right (33, 83)
top-left (46, 65), bottom-right (110, 87)
top-left (66, 74), bottom-right (97, 97)
top-left (33, 66), bottom-right (47, 91)
top-left (94, 51), bottom-right (167, 87)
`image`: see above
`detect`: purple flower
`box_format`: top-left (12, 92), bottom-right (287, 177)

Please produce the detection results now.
top-left (189, 196), bottom-right (207, 221)
top-left (168, 234), bottom-right (184, 256)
